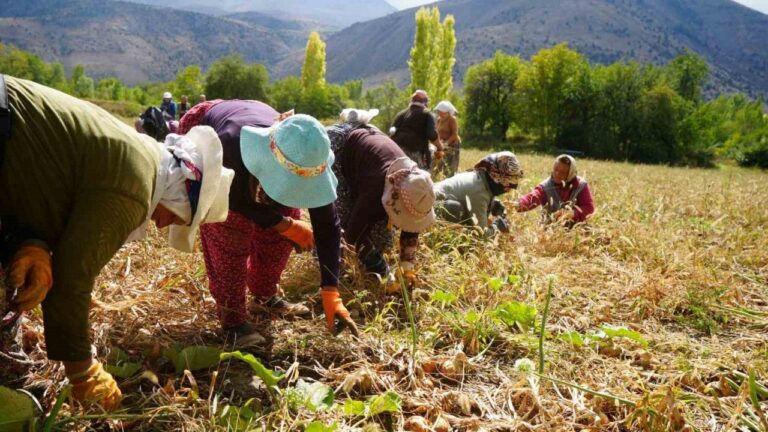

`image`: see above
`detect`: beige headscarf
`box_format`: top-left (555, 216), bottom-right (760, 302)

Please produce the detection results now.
top-left (555, 154), bottom-right (578, 183)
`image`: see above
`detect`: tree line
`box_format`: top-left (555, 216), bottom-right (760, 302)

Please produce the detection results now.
top-left (462, 45), bottom-right (768, 168)
top-left (1, 4), bottom-right (766, 168)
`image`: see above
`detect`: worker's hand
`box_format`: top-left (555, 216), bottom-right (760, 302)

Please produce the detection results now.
top-left (553, 208), bottom-right (574, 223)
top-left (275, 218), bottom-right (314, 252)
top-left (382, 271), bottom-right (401, 295)
top-left (9, 245), bottom-right (53, 312)
top-left (68, 361), bottom-right (123, 411)
top-left (320, 288), bottom-right (359, 337)
top-left (492, 217), bottom-right (511, 233)
top-left (434, 149), bottom-right (445, 160)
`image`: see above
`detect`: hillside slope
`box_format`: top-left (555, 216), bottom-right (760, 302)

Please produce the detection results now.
top-left (287, 0), bottom-right (768, 96)
top-left (0, 0), bottom-right (293, 84)
top-left (121, 0), bottom-right (397, 28)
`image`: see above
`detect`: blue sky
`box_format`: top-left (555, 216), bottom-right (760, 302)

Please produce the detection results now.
top-left (388, 0), bottom-right (768, 15)
top-left (732, 0), bottom-right (768, 13)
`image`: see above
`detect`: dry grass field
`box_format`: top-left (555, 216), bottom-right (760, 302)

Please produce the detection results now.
top-left (7, 149), bottom-right (768, 431)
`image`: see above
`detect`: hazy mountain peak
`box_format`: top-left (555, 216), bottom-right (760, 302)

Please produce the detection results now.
top-left (120, 0), bottom-right (396, 28)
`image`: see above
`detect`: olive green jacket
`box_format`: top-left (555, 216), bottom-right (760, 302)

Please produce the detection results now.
top-left (0, 77), bottom-right (160, 361)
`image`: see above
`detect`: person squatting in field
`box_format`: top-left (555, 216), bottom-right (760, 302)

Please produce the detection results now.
top-left (0, 75), bottom-right (234, 410)
top-left (178, 100), bottom-right (358, 344)
top-left (433, 152), bottom-right (524, 237)
top-left (327, 108), bottom-right (436, 292)
top-left (513, 154), bottom-right (595, 227)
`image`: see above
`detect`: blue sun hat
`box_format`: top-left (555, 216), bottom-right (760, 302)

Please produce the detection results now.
top-left (240, 114), bottom-right (337, 209)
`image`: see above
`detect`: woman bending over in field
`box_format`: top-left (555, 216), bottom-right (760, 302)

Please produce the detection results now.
top-left (327, 108), bottom-right (436, 292)
top-left (0, 76), bottom-right (233, 411)
top-left (178, 101), bottom-right (358, 342)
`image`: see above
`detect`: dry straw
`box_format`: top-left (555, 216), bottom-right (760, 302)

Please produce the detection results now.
top-left (5, 150), bottom-right (767, 431)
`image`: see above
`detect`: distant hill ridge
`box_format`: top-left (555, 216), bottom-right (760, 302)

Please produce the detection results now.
top-left (121, 0), bottom-right (397, 29)
top-left (0, 0), bottom-right (297, 84)
top-left (298, 0), bottom-right (768, 97)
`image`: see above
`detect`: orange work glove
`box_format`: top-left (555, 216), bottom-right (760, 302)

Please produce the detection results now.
top-left (400, 261), bottom-right (417, 286)
top-left (9, 244), bottom-right (53, 312)
top-left (382, 271), bottom-right (401, 295)
top-left (275, 218), bottom-right (314, 252)
top-left (68, 361), bottom-right (123, 411)
top-left (320, 289), bottom-right (359, 337)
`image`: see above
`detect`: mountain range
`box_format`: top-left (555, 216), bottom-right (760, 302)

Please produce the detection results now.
top-left (122, 0), bottom-right (397, 29)
top-left (0, 0), bottom-right (766, 97)
top-left (0, 0), bottom-right (295, 84)
top-left (306, 0), bottom-right (768, 97)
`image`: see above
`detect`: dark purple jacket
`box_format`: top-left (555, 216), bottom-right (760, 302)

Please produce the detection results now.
top-left (202, 101), bottom-right (340, 286)
top-left (335, 127), bottom-right (418, 255)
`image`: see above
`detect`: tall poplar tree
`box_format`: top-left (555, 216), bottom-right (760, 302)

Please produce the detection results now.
top-left (408, 7), bottom-right (432, 94)
top-left (301, 31), bottom-right (327, 94)
top-left (433, 14), bottom-right (456, 102)
top-left (408, 7), bottom-right (456, 101)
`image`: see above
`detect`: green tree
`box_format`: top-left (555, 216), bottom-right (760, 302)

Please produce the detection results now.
top-left (408, 7), bottom-right (434, 94)
top-left (26, 55), bottom-right (48, 83)
top-left (301, 32), bottom-right (326, 95)
top-left (590, 62), bottom-right (645, 159)
top-left (463, 51), bottom-right (525, 139)
top-left (270, 76), bottom-right (303, 113)
top-left (701, 95), bottom-right (768, 167)
top-left (204, 55), bottom-right (268, 101)
top-left (433, 14), bottom-right (456, 103)
top-left (74, 75), bottom-right (95, 98)
top-left (111, 80), bottom-right (124, 101)
top-left (48, 63), bottom-right (68, 91)
top-left (69, 65), bottom-right (95, 98)
top-left (96, 77), bottom-right (123, 100)
top-left (407, 6), bottom-right (456, 100)
top-left (635, 84), bottom-right (687, 163)
top-left (517, 43), bottom-right (590, 148)
top-left (0, 43), bottom-right (29, 78)
top-left (174, 65), bottom-right (203, 101)
top-left (71, 65), bottom-right (85, 87)
top-left (558, 66), bottom-right (597, 152)
top-left (344, 79), bottom-right (363, 103)
top-left (666, 50), bottom-right (708, 104)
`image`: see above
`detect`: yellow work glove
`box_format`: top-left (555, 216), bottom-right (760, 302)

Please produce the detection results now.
top-left (9, 245), bottom-right (53, 312)
top-left (68, 361), bottom-right (123, 411)
top-left (275, 218), bottom-right (314, 252)
top-left (320, 289), bottom-right (359, 337)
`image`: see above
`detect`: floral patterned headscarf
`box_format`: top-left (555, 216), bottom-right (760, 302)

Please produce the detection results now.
top-left (473, 151), bottom-right (524, 187)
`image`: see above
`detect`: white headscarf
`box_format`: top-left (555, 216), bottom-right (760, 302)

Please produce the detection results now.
top-left (160, 134), bottom-right (204, 223)
top-left (340, 108), bottom-right (379, 125)
top-left (435, 100), bottom-right (458, 115)
top-left (124, 136), bottom-right (196, 242)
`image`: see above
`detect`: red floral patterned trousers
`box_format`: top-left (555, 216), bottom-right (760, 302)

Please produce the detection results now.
top-left (200, 209), bottom-right (300, 328)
